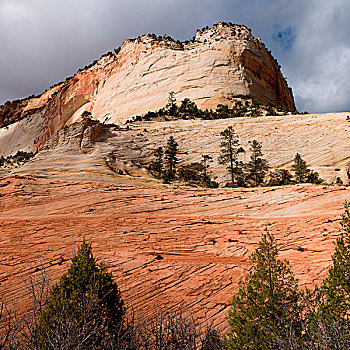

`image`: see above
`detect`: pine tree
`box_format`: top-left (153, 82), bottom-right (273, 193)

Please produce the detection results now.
top-left (292, 153), bottom-right (310, 183)
top-left (31, 241), bottom-right (125, 349)
top-left (165, 91), bottom-right (177, 116)
top-left (319, 202), bottom-right (350, 320)
top-left (226, 231), bottom-right (301, 349)
top-left (201, 154), bottom-right (212, 184)
top-left (164, 136), bottom-right (179, 182)
top-left (246, 140), bottom-right (269, 186)
top-left (218, 127), bottom-right (242, 186)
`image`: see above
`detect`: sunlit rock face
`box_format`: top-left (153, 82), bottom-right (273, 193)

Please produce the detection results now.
top-left (0, 22), bottom-right (294, 157)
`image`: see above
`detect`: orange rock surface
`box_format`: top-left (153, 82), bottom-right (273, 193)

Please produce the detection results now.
top-left (0, 172), bottom-right (348, 329)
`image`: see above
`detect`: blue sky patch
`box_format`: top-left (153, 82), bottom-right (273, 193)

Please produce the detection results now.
top-left (273, 25), bottom-right (296, 51)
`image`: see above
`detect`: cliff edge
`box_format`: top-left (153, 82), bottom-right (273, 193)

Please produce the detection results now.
top-left (0, 22), bottom-right (295, 156)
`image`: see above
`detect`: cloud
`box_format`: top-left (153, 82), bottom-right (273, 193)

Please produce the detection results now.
top-left (278, 0), bottom-right (350, 112)
top-left (0, 0), bottom-right (350, 113)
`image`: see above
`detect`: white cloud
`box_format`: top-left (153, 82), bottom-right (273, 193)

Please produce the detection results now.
top-left (0, 0), bottom-right (350, 112)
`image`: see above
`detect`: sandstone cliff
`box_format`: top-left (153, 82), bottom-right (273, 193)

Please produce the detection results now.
top-left (0, 22), bottom-right (295, 157)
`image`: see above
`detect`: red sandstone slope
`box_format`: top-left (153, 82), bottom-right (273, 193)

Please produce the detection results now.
top-left (0, 173), bottom-right (347, 329)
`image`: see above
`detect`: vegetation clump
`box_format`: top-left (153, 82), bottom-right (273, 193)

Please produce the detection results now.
top-left (149, 136), bottom-right (218, 187)
top-left (268, 169), bottom-right (294, 186)
top-left (292, 153), bottom-right (322, 184)
top-left (131, 93), bottom-right (296, 124)
top-left (0, 150), bottom-right (35, 169)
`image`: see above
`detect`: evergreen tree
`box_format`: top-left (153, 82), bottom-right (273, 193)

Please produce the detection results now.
top-left (150, 147), bottom-right (164, 178)
top-left (179, 98), bottom-right (199, 117)
top-left (292, 153), bottom-right (310, 183)
top-left (268, 169), bottom-right (293, 186)
top-left (226, 231), bottom-right (301, 349)
top-left (246, 140), bottom-right (269, 186)
top-left (218, 127), bottom-right (242, 186)
top-left (319, 202), bottom-right (350, 320)
top-left (164, 136), bottom-right (179, 182)
top-left (201, 154), bottom-right (212, 184)
top-left (31, 241), bottom-right (125, 349)
top-left (165, 91), bottom-right (177, 116)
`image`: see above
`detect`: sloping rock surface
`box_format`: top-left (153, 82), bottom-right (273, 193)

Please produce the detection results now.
top-left (0, 22), bottom-right (294, 156)
top-left (0, 174), bottom-right (347, 329)
top-left (1, 113), bottom-right (350, 329)
top-left (9, 112), bottom-right (350, 184)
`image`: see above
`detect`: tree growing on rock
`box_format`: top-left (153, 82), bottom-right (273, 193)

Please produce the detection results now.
top-left (292, 153), bottom-right (322, 184)
top-left (30, 240), bottom-right (125, 349)
top-left (201, 154), bottom-right (212, 184)
top-left (292, 153), bottom-right (310, 183)
top-left (218, 126), bottom-right (243, 186)
top-left (246, 140), bottom-right (269, 186)
top-left (149, 147), bottom-right (164, 178)
top-left (165, 91), bottom-right (178, 116)
top-left (178, 98), bottom-right (199, 117)
top-left (163, 136), bottom-right (179, 182)
top-left (268, 169), bottom-right (294, 186)
top-left (226, 231), bottom-right (302, 349)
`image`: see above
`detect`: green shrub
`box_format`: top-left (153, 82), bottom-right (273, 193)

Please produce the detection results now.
top-left (30, 240), bottom-right (125, 349)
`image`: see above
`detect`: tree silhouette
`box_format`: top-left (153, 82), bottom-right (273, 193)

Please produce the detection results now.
top-left (292, 153), bottom-right (310, 183)
top-left (164, 136), bottom-right (179, 182)
top-left (246, 140), bottom-right (269, 186)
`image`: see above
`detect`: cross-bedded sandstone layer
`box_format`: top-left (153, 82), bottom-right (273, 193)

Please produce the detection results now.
top-left (0, 167), bottom-right (349, 329)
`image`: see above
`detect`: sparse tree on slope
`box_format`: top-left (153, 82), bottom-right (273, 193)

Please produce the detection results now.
top-left (165, 91), bottom-right (178, 116)
top-left (201, 154), bottom-right (212, 184)
top-left (292, 153), bottom-right (310, 183)
top-left (164, 136), bottom-right (179, 182)
top-left (246, 140), bottom-right (269, 186)
top-left (218, 126), bottom-right (242, 186)
top-left (226, 231), bottom-right (301, 349)
top-left (30, 240), bottom-right (125, 349)
top-left (150, 147), bottom-right (164, 178)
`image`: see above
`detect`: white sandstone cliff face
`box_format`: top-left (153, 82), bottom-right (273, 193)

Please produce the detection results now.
top-left (92, 23), bottom-right (294, 124)
top-left (0, 22), bottom-right (294, 157)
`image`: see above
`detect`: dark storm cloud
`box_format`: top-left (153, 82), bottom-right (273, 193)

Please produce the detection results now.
top-left (1, 0), bottom-right (350, 113)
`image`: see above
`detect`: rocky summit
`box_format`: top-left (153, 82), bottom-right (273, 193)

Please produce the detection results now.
top-left (0, 22), bottom-right (294, 157)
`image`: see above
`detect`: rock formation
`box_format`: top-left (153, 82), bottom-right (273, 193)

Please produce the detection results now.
top-left (0, 22), bottom-right (295, 157)
top-left (0, 173), bottom-right (347, 329)
top-left (9, 111), bottom-right (349, 185)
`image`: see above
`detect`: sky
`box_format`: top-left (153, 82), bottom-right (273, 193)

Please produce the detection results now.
top-left (0, 0), bottom-right (349, 113)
